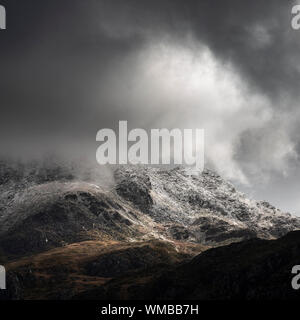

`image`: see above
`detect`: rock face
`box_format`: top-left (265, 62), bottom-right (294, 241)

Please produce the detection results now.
top-left (114, 166), bottom-right (300, 244)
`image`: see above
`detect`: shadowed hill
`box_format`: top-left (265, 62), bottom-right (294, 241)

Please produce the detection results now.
top-left (74, 231), bottom-right (300, 300)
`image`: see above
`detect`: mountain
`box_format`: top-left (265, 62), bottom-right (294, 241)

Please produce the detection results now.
top-left (1, 163), bottom-right (299, 260)
top-left (0, 160), bottom-right (299, 299)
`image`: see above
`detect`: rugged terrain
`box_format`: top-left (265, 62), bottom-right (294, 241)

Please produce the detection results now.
top-left (0, 160), bottom-right (299, 300)
top-left (74, 231), bottom-right (300, 300)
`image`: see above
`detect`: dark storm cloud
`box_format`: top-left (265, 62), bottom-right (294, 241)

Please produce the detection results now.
top-left (0, 1), bottom-right (140, 125)
top-left (0, 0), bottom-right (300, 212)
top-left (0, 0), bottom-right (296, 131)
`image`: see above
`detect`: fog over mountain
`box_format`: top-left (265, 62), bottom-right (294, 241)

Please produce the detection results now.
top-left (0, 0), bottom-right (300, 213)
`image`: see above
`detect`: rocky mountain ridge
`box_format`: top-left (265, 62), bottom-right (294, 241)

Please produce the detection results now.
top-left (0, 162), bottom-right (299, 261)
top-left (114, 165), bottom-right (300, 243)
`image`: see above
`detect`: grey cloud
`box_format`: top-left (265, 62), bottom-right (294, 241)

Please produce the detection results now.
top-left (0, 0), bottom-right (300, 213)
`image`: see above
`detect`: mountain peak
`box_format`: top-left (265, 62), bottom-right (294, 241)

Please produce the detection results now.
top-left (114, 165), bottom-right (300, 243)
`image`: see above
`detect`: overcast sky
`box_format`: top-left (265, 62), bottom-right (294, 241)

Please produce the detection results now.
top-left (1, 0), bottom-right (300, 214)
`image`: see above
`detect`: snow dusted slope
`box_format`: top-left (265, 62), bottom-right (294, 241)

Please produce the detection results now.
top-left (115, 166), bottom-right (300, 244)
top-left (0, 160), bottom-right (299, 260)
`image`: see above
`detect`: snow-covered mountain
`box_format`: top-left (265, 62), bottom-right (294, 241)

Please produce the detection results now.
top-left (1, 161), bottom-right (300, 300)
top-left (115, 166), bottom-right (300, 244)
top-left (0, 161), bottom-right (299, 261)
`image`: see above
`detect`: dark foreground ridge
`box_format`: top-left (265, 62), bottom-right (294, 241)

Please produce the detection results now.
top-left (2, 231), bottom-right (300, 300)
top-left (74, 230), bottom-right (300, 300)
